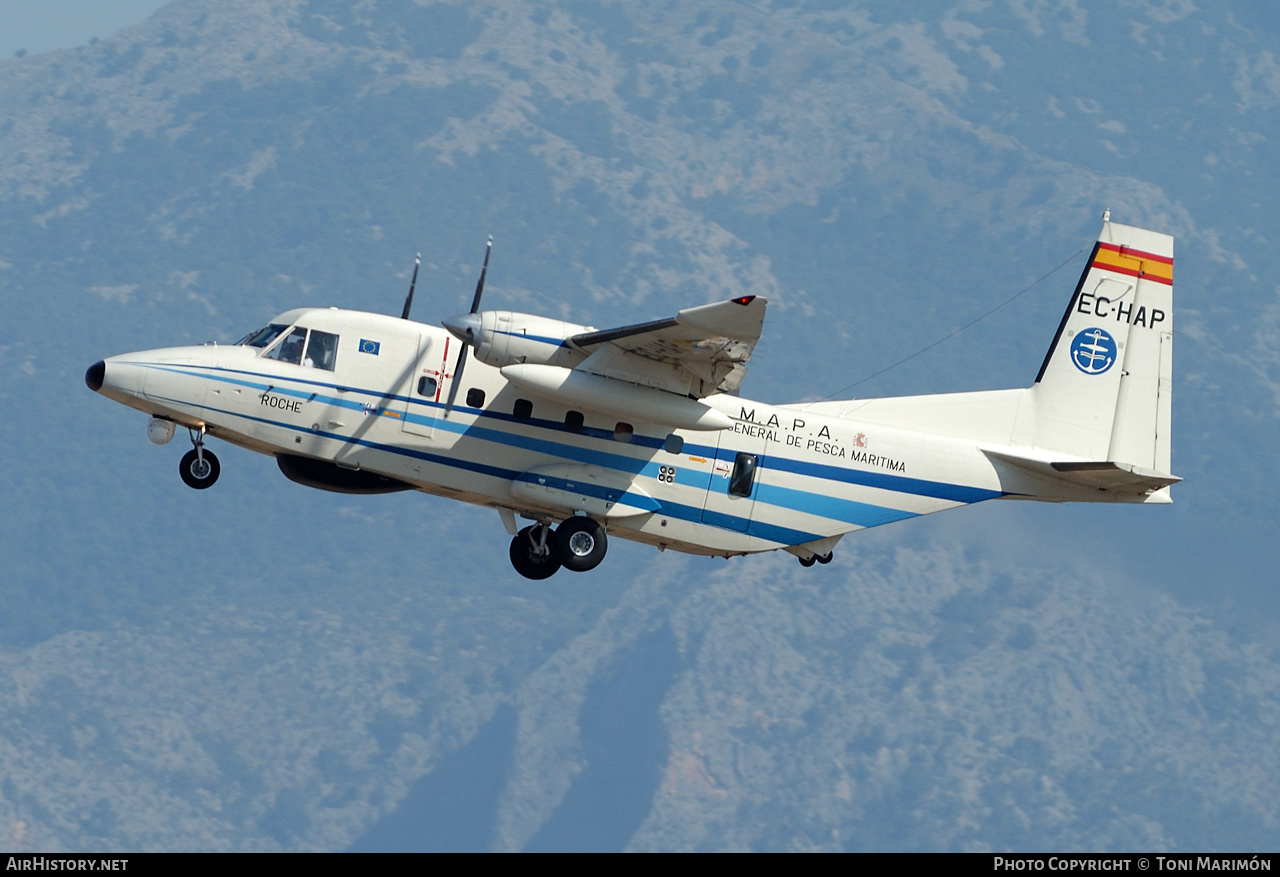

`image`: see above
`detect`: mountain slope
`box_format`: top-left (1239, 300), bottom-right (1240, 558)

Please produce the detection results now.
top-left (1, 0), bottom-right (1277, 851)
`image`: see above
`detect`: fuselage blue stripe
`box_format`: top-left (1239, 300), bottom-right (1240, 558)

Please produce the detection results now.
top-left (766, 455), bottom-right (1000, 503)
top-left (754, 483), bottom-right (920, 528)
top-left (141, 361), bottom-right (996, 533)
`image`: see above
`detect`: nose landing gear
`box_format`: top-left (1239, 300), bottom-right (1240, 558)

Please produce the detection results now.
top-left (179, 426), bottom-right (220, 489)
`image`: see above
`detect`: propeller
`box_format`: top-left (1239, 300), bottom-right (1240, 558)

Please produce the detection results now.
top-left (442, 235), bottom-right (493, 417)
top-left (400, 253), bottom-right (421, 320)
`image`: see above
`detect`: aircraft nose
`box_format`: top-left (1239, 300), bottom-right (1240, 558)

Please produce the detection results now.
top-left (85, 360), bottom-right (106, 392)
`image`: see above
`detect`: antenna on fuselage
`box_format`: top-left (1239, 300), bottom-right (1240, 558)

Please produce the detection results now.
top-left (442, 235), bottom-right (493, 418)
top-left (400, 253), bottom-right (422, 320)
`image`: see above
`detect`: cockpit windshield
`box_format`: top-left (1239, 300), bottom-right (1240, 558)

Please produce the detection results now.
top-left (237, 324), bottom-right (289, 348)
top-left (260, 325), bottom-right (340, 371)
top-left (265, 327), bottom-right (308, 365)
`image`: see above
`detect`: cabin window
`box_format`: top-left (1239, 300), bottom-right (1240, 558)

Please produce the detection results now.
top-left (614, 422), bottom-right (634, 443)
top-left (466, 388), bottom-right (486, 408)
top-left (728, 453), bottom-right (758, 497)
top-left (417, 376), bottom-right (438, 397)
top-left (663, 434), bottom-right (684, 454)
top-left (265, 327), bottom-right (308, 365)
top-left (238, 324), bottom-right (288, 348)
top-left (513, 398), bottom-right (533, 420)
top-left (564, 410), bottom-right (584, 432)
top-left (305, 330), bottom-right (339, 371)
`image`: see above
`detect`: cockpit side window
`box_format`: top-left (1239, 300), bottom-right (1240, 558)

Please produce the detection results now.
top-left (305, 330), bottom-right (339, 371)
top-left (265, 327), bottom-right (307, 365)
top-left (238, 324), bottom-right (288, 348)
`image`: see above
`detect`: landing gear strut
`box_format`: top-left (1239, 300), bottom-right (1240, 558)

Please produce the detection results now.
top-left (179, 426), bottom-right (220, 489)
top-left (509, 524), bottom-right (561, 580)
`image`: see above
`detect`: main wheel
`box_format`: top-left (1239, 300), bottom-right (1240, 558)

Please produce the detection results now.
top-left (509, 525), bottom-right (561, 580)
top-left (798, 554), bottom-right (817, 567)
top-left (555, 516), bottom-right (607, 572)
top-left (816, 551), bottom-right (833, 565)
top-left (179, 448), bottom-right (220, 489)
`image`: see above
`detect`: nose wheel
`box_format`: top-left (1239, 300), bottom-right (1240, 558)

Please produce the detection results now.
top-left (180, 449), bottom-right (220, 489)
top-left (179, 426), bottom-right (220, 489)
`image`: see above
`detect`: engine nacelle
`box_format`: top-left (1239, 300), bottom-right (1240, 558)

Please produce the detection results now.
top-left (447, 311), bottom-right (594, 370)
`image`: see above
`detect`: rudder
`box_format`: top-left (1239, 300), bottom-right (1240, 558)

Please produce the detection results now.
top-left (1016, 217), bottom-right (1174, 472)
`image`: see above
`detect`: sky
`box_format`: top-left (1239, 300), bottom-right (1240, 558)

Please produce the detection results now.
top-left (0, 0), bottom-right (167, 58)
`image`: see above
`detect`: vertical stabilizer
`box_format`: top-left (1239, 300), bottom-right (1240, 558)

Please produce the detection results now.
top-left (1015, 219), bottom-right (1174, 466)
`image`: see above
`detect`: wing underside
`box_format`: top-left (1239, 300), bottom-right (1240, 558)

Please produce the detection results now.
top-left (568, 295), bottom-right (767, 398)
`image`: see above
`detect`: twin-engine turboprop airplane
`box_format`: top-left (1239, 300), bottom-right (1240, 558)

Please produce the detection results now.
top-left (86, 216), bottom-right (1178, 579)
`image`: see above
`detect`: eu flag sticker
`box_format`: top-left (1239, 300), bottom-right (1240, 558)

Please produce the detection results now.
top-left (359, 339), bottom-right (381, 356)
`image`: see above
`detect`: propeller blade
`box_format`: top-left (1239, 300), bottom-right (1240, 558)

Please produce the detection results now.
top-left (400, 253), bottom-right (421, 320)
top-left (445, 236), bottom-right (491, 419)
top-left (468, 235), bottom-right (493, 314)
top-left (444, 345), bottom-right (469, 418)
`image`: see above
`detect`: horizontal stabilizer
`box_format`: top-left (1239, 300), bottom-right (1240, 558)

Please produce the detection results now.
top-left (983, 448), bottom-right (1180, 499)
top-left (1049, 460), bottom-right (1181, 491)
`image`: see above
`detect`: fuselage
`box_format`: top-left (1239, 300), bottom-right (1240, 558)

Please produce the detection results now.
top-left (90, 306), bottom-right (1016, 559)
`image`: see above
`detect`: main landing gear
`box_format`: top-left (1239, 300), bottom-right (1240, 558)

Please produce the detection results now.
top-left (510, 524), bottom-right (560, 580)
top-left (508, 516), bottom-right (609, 580)
top-left (798, 551), bottom-right (833, 567)
top-left (179, 426), bottom-right (220, 490)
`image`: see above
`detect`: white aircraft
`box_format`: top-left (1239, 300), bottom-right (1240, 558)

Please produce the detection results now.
top-left (86, 216), bottom-right (1178, 579)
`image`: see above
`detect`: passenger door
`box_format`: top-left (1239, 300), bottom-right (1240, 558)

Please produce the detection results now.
top-left (401, 334), bottom-right (438, 440)
top-left (700, 431), bottom-right (767, 532)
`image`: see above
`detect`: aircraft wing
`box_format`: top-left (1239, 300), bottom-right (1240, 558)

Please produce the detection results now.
top-left (567, 295), bottom-right (767, 397)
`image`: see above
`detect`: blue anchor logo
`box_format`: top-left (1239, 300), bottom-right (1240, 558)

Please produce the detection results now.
top-left (1070, 327), bottom-right (1117, 375)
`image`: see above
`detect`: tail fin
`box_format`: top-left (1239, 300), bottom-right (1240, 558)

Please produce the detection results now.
top-left (1016, 218), bottom-right (1174, 475)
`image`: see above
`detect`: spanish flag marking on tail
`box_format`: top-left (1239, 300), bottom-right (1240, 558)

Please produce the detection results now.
top-left (1092, 242), bottom-right (1173, 285)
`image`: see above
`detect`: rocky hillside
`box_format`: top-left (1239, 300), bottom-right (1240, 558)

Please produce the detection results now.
top-left (1, 0), bottom-right (1277, 851)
